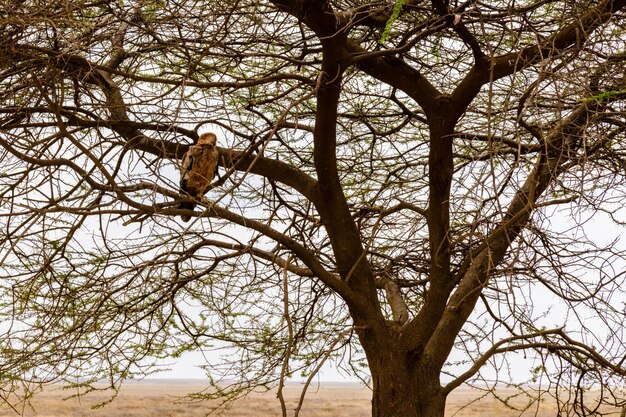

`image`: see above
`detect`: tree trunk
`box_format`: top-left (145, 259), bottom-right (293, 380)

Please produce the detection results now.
top-left (365, 340), bottom-right (446, 417)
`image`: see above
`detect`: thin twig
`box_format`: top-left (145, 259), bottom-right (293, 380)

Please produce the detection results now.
top-left (277, 255), bottom-right (294, 417)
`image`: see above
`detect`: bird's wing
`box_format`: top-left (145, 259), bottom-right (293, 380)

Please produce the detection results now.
top-left (180, 146), bottom-right (200, 190)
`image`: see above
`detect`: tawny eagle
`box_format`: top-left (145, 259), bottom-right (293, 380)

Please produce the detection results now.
top-left (178, 132), bottom-right (219, 222)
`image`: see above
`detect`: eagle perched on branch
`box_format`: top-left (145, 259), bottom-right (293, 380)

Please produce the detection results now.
top-left (178, 132), bottom-right (219, 222)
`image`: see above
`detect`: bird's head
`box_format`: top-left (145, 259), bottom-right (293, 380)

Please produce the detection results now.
top-left (198, 132), bottom-right (217, 147)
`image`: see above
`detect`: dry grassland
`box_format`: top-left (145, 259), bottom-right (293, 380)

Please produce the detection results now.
top-left (0, 380), bottom-right (620, 417)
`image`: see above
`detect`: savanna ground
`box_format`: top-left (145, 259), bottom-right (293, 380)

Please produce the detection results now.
top-left (1, 380), bottom-right (620, 417)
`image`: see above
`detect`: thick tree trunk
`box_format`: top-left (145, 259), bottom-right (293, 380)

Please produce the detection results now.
top-left (365, 338), bottom-right (446, 417)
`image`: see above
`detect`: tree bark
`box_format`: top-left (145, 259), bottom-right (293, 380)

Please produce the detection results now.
top-left (365, 342), bottom-right (446, 417)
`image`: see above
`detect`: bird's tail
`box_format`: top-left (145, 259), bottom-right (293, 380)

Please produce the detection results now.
top-left (178, 202), bottom-right (195, 222)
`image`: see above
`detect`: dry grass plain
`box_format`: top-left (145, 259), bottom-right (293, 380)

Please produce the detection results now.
top-left (0, 380), bottom-right (621, 417)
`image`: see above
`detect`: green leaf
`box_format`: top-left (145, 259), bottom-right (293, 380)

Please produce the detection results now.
top-left (380, 0), bottom-right (407, 45)
top-left (581, 88), bottom-right (626, 102)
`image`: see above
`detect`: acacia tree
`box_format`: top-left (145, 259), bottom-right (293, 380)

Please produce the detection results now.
top-left (1, 0), bottom-right (626, 416)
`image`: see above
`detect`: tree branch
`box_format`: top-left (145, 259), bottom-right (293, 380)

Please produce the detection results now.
top-left (419, 98), bottom-right (606, 364)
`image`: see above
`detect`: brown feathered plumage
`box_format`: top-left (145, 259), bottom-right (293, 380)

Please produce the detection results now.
top-left (179, 132), bottom-right (219, 222)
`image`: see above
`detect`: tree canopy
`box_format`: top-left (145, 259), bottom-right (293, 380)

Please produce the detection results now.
top-left (1, 1), bottom-right (626, 416)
